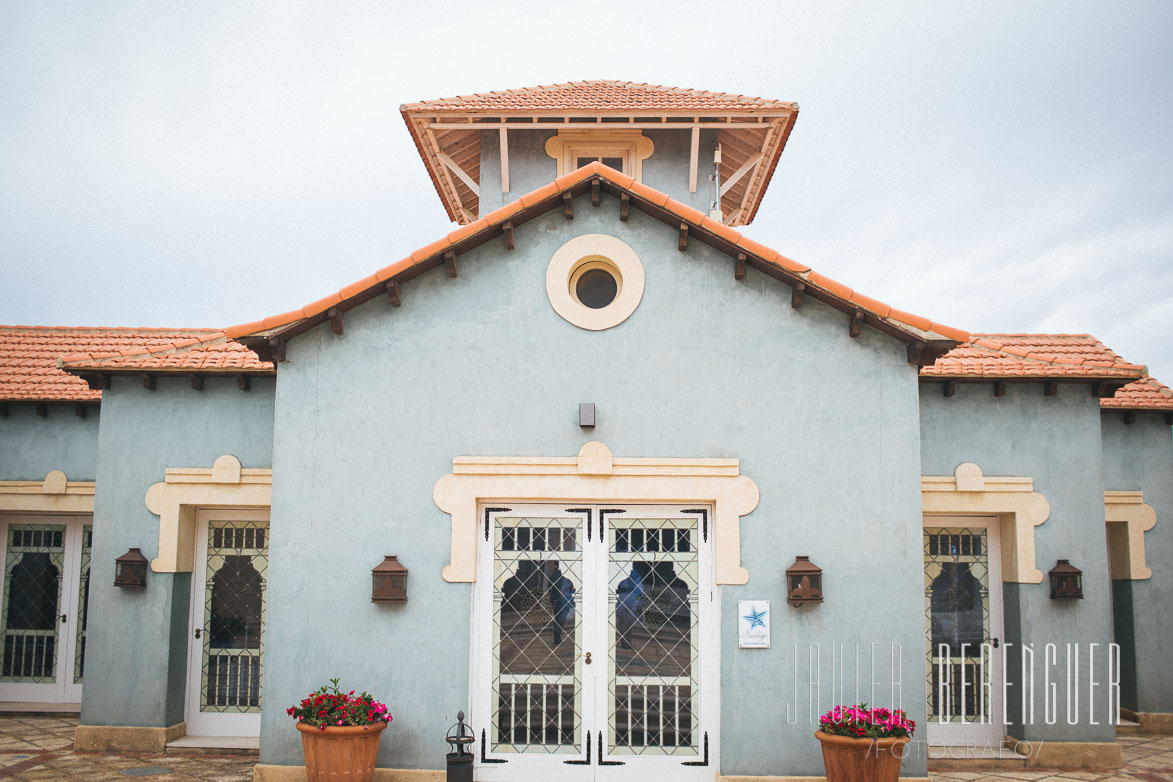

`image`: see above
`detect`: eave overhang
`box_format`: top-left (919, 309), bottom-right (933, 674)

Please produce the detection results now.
top-left (401, 98), bottom-right (798, 228)
top-left (228, 163), bottom-right (967, 367)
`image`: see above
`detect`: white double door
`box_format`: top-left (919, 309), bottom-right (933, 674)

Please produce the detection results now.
top-left (184, 509), bottom-right (269, 737)
top-left (923, 515), bottom-right (1005, 750)
top-left (0, 514), bottom-right (91, 705)
top-left (472, 504), bottom-right (717, 782)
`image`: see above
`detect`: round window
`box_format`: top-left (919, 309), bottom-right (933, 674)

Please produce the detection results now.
top-left (546, 234), bottom-right (644, 331)
top-left (570, 261), bottom-right (620, 309)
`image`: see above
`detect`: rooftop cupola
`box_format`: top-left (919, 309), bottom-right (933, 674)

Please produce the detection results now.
top-left (401, 80), bottom-right (798, 226)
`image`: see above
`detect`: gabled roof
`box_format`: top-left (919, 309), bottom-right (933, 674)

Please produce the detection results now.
top-left (0, 326), bottom-right (221, 403)
top-left (1101, 377), bottom-right (1173, 412)
top-left (401, 80), bottom-right (799, 227)
top-left (400, 80), bottom-right (799, 114)
top-left (219, 162), bottom-right (967, 365)
top-left (920, 334), bottom-right (1147, 381)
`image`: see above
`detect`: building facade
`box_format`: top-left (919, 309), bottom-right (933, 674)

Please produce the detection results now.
top-left (1, 81), bottom-right (1170, 780)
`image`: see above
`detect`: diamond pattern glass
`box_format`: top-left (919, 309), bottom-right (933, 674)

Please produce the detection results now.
top-left (491, 516), bottom-right (582, 754)
top-left (200, 519), bottom-right (267, 712)
top-left (0, 524), bottom-right (66, 684)
top-left (924, 527), bottom-right (990, 723)
top-left (607, 516), bottom-right (699, 757)
top-left (73, 526), bottom-right (91, 683)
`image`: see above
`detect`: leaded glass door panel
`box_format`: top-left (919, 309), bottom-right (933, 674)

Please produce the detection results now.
top-left (923, 516), bottom-right (1004, 749)
top-left (185, 509), bottom-right (268, 738)
top-left (473, 505), bottom-right (715, 782)
top-left (0, 515), bottom-right (90, 705)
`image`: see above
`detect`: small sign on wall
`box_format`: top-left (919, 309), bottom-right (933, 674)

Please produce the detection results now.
top-left (738, 600), bottom-right (770, 648)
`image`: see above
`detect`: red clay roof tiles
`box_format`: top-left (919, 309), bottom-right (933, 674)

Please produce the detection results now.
top-left (401, 80), bottom-right (798, 114)
top-left (921, 334), bottom-right (1147, 380)
top-left (1102, 377), bottom-right (1173, 412)
top-left (0, 327), bottom-right (218, 402)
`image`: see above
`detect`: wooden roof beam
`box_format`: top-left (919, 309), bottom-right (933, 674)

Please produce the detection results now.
top-left (438, 151), bottom-right (479, 197)
top-left (689, 125), bottom-right (700, 193)
top-left (499, 126), bottom-right (509, 193)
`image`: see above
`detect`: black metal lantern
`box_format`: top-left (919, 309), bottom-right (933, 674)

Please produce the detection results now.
top-left (114, 548), bottom-right (148, 588)
top-left (445, 710), bottom-right (474, 782)
top-left (372, 556), bottom-right (408, 603)
top-left (1049, 559), bottom-right (1084, 599)
top-left (786, 555), bottom-right (823, 606)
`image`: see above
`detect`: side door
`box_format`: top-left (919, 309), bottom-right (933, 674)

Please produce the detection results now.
top-left (923, 516), bottom-right (1005, 750)
top-left (0, 515), bottom-right (90, 705)
top-left (185, 508), bottom-right (269, 737)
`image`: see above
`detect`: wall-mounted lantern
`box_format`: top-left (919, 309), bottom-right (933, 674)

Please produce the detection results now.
top-left (1049, 559), bottom-right (1083, 599)
top-left (372, 556), bottom-right (408, 603)
top-left (786, 555), bottom-right (823, 606)
top-left (114, 548), bottom-right (149, 588)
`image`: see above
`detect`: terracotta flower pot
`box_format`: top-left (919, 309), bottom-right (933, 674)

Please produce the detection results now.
top-left (297, 721), bottom-right (387, 782)
top-left (815, 729), bottom-right (910, 782)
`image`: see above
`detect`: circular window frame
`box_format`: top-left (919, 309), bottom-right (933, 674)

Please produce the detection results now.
top-left (546, 234), bottom-right (644, 331)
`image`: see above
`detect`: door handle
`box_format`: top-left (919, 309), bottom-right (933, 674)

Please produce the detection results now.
top-left (991, 637), bottom-right (1000, 649)
top-left (59, 614), bottom-right (67, 625)
top-left (194, 628), bottom-right (202, 639)
top-left (584, 652), bottom-right (592, 665)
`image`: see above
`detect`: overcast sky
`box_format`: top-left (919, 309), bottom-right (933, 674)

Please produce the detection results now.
top-left (2, 1), bottom-right (1171, 384)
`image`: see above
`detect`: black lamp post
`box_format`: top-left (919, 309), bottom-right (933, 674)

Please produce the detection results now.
top-left (445, 711), bottom-right (474, 782)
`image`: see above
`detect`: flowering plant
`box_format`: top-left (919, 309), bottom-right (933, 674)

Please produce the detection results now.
top-left (287, 678), bottom-right (393, 730)
top-left (819, 703), bottom-right (916, 739)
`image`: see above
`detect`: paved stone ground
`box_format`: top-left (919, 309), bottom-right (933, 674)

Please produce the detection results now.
top-left (0, 715), bottom-right (1169, 780)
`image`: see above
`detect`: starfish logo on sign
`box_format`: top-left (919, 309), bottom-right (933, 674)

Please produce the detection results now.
top-left (742, 605), bottom-right (767, 630)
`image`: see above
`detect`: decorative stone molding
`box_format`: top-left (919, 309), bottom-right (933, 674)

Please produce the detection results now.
top-left (0, 470), bottom-right (95, 514)
top-left (144, 455), bottom-right (271, 573)
top-left (544, 129), bottom-right (655, 180)
top-left (1104, 490), bottom-right (1156, 580)
top-left (433, 441), bottom-right (759, 584)
top-left (922, 462), bottom-right (1050, 584)
top-left (545, 233), bottom-right (645, 331)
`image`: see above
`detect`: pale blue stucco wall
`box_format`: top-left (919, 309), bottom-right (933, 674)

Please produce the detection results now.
top-left (262, 191), bottom-right (926, 776)
top-left (80, 376), bottom-right (274, 728)
top-left (919, 382), bottom-right (1116, 742)
top-left (1101, 411), bottom-right (1173, 714)
top-left (478, 128), bottom-right (717, 216)
top-left (0, 403), bottom-right (100, 481)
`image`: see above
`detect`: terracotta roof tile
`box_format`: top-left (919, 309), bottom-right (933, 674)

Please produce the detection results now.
top-left (0, 327), bottom-right (222, 402)
top-left (57, 332), bottom-right (274, 375)
top-left (224, 163), bottom-right (968, 347)
top-left (921, 334), bottom-right (1147, 381)
top-left (1101, 377), bottom-right (1173, 412)
top-left (400, 80), bottom-right (798, 114)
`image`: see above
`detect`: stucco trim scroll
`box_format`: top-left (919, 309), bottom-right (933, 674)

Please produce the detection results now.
top-left (0, 470), bottom-right (95, 515)
top-left (544, 130), bottom-right (655, 181)
top-left (922, 462), bottom-right (1050, 584)
top-left (144, 455), bottom-right (271, 573)
top-left (1104, 490), bottom-right (1156, 580)
top-left (433, 442), bottom-right (759, 585)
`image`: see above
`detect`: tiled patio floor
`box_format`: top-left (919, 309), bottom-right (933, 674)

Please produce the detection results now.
top-left (0, 715), bottom-right (1169, 780)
